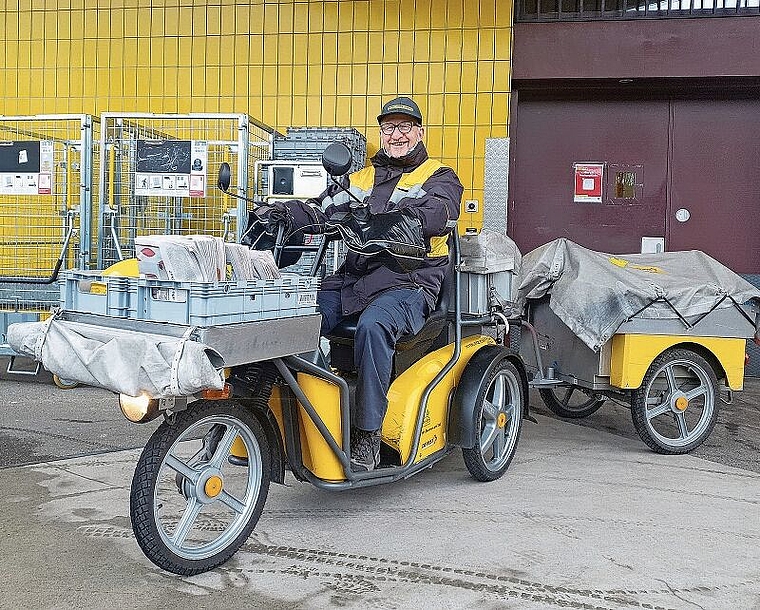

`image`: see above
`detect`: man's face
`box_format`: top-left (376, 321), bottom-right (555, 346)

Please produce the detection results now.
top-left (379, 113), bottom-right (424, 158)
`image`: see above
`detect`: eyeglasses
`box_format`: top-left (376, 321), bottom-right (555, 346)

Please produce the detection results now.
top-left (379, 121), bottom-right (418, 135)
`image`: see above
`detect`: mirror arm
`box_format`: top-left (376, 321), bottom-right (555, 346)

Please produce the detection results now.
top-left (329, 175), bottom-right (364, 206)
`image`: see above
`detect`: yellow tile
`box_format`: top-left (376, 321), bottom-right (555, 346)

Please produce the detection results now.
top-left (293, 33), bottom-right (309, 64)
top-left (275, 33), bottom-right (292, 65)
top-left (306, 64), bottom-right (323, 96)
top-left (192, 6), bottom-right (207, 36)
top-left (291, 96), bottom-right (307, 125)
top-left (398, 31), bottom-right (415, 62)
top-left (351, 96), bottom-right (367, 129)
top-left (430, 1), bottom-right (446, 28)
top-left (447, 0), bottom-right (464, 27)
top-left (123, 8), bottom-right (138, 36)
top-left (320, 95), bottom-right (337, 125)
top-left (444, 93), bottom-right (464, 124)
top-left (492, 92), bottom-right (509, 123)
top-left (495, 27), bottom-right (512, 60)
top-left (336, 64), bottom-right (352, 94)
top-left (323, 1), bottom-right (338, 32)
top-left (306, 95), bottom-right (322, 125)
top-left (249, 35), bottom-right (264, 65)
top-left (460, 61), bottom-right (478, 92)
top-left (277, 66), bottom-right (293, 96)
top-left (496, 2), bottom-right (513, 27)
top-left (428, 30), bottom-right (446, 62)
top-left (444, 29), bottom-right (462, 61)
top-left (337, 32), bottom-right (353, 63)
top-left (476, 60), bottom-right (494, 92)
top-left (381, 64), bottom-right (399, 95)
top-left (323, 32), bottom-right (338, 64)
top-left (444, 62), bottom-right (461, 89)
top-left (397, 63), bottom-right (413, 94)
top-left (428, 63), bottom-right (445, 94)
top-left (177, 66), bottom-right (192, 98)
top-left (368, 1), bottom-right (384, 30)
top-left (412, 63), bottom-right (429, 93)
top-left (292, 65), bottom-right (308, 95)
top-left (494, 60), bottom-right (511, 92)
top-left (425, 95), bottom-right (444, 126)
top-left (321, 64), bottom-right (337, 95)
top-left (337, 0), bottom-right (354, 29)
top-left (293, 3), bottom-right (309, 33)
top-left (123, 38), bottom-right (137, 64)
top-left (336, 96), bottom-right (351, 121)
top-left (353, 1), bottom-right (369, 30)
top-left (351, 63), bottom-right (368, 93)
top-left (69, 39), bottom-right (83, 68)
top-left (351, 31), bottom-right (369, 64)
top-left (383, 31), bottom-right (399, 63)
top-left (367, 63), bottom-right (383, 95)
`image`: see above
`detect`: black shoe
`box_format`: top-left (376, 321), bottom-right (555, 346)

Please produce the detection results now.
top-left (350, 428), bottom-right (380, 472)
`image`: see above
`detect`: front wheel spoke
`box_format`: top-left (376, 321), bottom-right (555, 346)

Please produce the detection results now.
top-left (482, 400), bottom-right (499, 422)
top-left (491, 375), bottom-right (507, 409)
top-left (171, 497), bottom-right (203, 547)
top-left (218, 490), bottom-right (246, 514)
top-left (165, 453), bottom-right (199, 483)
top-left (210, 426), bottom-right (239, 469)
top-left (480, 421), bottom-right (498, 454)
top-left (646, 400), bottom-right (672, 420)
top-left (492, 427), bottom-right (506, 458)
top-left (561, 387), bottom-right (574, 407)
top-left (665, 366), bottom-right (679, 393)
top-left (684, 384), bottom-right (708, 401)
top-left (675, 412), bottom-right (690, 439)
top-left (503, 403), bottom-right (516, 423)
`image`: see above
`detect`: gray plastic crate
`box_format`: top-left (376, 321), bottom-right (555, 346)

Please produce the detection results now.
top-left (60, 270), bottom-right (133, 318)
top-left (273, 127), bottom-right (366, 173)
top-left (131, 274), bottom-right (320, 325)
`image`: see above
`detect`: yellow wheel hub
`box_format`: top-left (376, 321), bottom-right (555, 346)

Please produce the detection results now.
top-left (204, 475), bottom-right (223, 498)
top-left (675, 396), bottom-right (689, 411)
top-left (497, 412), bottom-right (508, 428)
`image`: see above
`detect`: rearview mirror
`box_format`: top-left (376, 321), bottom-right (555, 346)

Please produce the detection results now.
top-left (217, 162), bottom-right (231, 192)
top-left (321, 142), bottom-right (353, 176)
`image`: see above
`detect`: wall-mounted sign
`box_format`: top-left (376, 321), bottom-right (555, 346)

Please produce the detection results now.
top-left (573, 162), bottom-right (604, 203)
top-left (135, 140), bottom-right (207, 198)
top-left (0, 140), bottom-right (54, 195)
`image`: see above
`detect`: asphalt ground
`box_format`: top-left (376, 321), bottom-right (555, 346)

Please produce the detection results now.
top-left (0, 361), bottom-right (758, 608)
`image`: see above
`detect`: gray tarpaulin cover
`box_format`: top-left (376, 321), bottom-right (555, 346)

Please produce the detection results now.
top-left (460, 230), bottom-right (521, 275)
top-left (516, 238), bottom-right (760, 352)
top-left (7, 317), bottom-right (225, 397)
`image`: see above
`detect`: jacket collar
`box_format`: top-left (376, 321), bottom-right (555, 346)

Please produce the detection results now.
top-left (371, 142), bottom-right (428, 170)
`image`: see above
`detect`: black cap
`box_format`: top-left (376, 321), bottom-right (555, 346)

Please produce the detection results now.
top-left (377, 96), bottom-right (423, 124)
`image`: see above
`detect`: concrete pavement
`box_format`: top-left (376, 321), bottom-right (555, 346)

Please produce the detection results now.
top-left (1, 410), bottom-right (759, 609)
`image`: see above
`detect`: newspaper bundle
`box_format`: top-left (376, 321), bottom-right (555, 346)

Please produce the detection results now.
top-left (135, 234), bottom-right (280, 282)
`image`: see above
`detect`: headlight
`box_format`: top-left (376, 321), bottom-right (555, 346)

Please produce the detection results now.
top-left (119, 392), bottom-right (160, 423)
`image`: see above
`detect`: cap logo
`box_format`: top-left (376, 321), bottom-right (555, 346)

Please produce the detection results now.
top-left (387, 103), bottom-right (414, 112)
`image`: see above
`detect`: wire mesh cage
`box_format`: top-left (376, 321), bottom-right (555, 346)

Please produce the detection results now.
top-left (0, 114), bottom-right (98, 355)
top-left (97, 114), bottom-right (277, 269)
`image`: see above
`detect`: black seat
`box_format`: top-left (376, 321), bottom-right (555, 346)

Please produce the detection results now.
top-left (326, 250), bottom-right (455, 371)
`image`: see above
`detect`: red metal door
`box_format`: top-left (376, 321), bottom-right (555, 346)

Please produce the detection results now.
top-left (668, 100), bottom-right (760, 274)
top-left (510, 99), bottom-right (669, 255)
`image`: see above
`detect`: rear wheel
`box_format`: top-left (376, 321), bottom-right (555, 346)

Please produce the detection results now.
top-left (630, 349), bottom-right (719, 454)
top-left (463, 359), bottom-right (524, 482)
top-left (130, 399), bottom-right (270, 575)
top-left (538, 386), bottom-right (605, 418)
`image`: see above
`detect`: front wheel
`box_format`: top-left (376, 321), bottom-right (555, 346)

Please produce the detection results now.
top-left (462, 359), bottom-right (524, 482)
top-left (630, 349), bottom-right (719, 454)
top-left (130, 399), bottom-right (270, 575)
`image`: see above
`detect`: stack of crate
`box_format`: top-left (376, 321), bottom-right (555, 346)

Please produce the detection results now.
top-left (272, 127), bottom-right (367, 173)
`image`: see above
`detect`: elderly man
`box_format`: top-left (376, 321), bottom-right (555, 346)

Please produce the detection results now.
top-left (266, 97), bottom-right (463, 471)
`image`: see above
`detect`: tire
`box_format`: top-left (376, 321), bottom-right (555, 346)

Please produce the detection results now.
top-left (538, 386), bottom-right (605, 419)
top-left (630, 348), bottom-right (719, 454)
top-left (462, 359), bottom-right (524, 482)
top-left (130, 399), bottom-right (270, 575)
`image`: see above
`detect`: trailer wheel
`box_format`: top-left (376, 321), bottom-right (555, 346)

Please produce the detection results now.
top-left (52, 374), bottom-right (79, 389)
top-left (130, 399), bottom-right (269, 575)
top-left (462, 359), bottom-right (523, 482)
top-left (630, 348), bottom-right (719, 454)
top-left (538, 386), bottom-right (605, 419)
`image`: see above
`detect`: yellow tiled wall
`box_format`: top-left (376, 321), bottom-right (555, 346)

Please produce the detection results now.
top-left (0, 0), bottom-right (512, 219)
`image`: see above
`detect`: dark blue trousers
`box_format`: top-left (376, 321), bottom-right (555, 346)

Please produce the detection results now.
top-left (317, 287), bottom-right (428, 431)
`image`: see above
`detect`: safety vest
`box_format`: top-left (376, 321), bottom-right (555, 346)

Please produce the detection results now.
top-left (323, 159), bottom-right (451, 258)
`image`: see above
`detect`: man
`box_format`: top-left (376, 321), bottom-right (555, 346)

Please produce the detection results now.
top-left (269, 97), bottom-right (463, 471)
